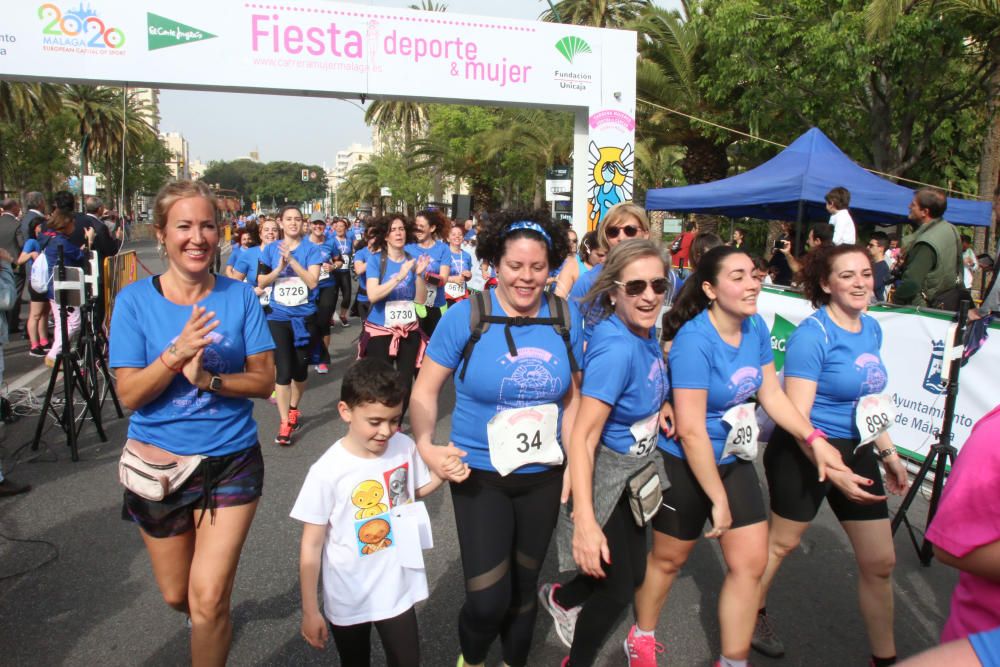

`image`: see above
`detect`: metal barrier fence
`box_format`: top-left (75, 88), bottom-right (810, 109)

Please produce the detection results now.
top-left (103, 251), bottom-right (139, 329)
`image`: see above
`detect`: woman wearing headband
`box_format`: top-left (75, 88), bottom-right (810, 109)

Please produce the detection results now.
top-left (410, 210), bottom-right (582, 667)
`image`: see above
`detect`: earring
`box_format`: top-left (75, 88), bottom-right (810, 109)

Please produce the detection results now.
top-left (609, 299), bottom-right (616, 307)
top-left (707, 299), bottom-right (716, 309)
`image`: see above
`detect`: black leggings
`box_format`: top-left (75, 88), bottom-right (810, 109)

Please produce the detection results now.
top-left (330, 271), bottom-right (352, 315)
top-left (329, 607), bottom-right (419, 667)
top-left (554, 493), bottom-right (647, 667)
top-left (363, 333), bottom-right (421, 416)
top-left (450, 467), bottom-right (563, 667)
top-left (315, 283), bottom-right (337, 338)
top-left (267, 317), bottom-right (317, 385)
top-left (418, 305), bottom-right (443, 338)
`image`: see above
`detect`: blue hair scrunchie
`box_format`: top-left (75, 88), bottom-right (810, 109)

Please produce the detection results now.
top-left (502, 221), bottom-right (553, 248)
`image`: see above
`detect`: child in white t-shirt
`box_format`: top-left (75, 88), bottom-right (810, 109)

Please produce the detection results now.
top-left (292, 357), bottom-right (469, 666)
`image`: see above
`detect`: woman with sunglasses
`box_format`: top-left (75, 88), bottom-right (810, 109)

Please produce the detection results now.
top-left (410, 210), bottom-right (581, 667)
top-left (539, 239), bottom-right (673, 667)
top-left (753, 245), bottom-right (907, 666)
top-left (257, 205), bottom-right (324, 447)
top-left (567, 204), bottom-right (650, 342)
top-left (407, 209), bottom-right (451, 338)
top-left (628, 246), bottom-right (851, 667)
top-left (359, 214), bottom-right (431, 415)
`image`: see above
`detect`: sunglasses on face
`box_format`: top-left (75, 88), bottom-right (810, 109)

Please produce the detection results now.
top-left (614, 277), bottom-right (670, 296)
top-left (605, 225), bottom-right (640, 239)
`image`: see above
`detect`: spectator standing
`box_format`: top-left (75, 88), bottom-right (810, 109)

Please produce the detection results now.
top-left (0, 199), bottom-right (22, 333)
top-left (768, 221), bottom-right (795, 286)
top-left (671, 221), bottom-right (697, 270)
top-left (869, 232), bottom-right (891, 301)
top-left (891, 189), bottom-right (964, 308)
top-left (972, 188), bottom-right (1000, 319)
top-left (961, 235), bottom-right (976, 289)
top-left (827, 187), bottom-right (856, 245)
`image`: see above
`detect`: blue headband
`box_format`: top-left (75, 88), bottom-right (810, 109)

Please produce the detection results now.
top-left (502, 221), bottom-right (552, 248)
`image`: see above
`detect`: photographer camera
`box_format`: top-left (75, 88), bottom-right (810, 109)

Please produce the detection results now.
top-left (43, 192), bottom-right (95, 369)
top-left (775, 223), bottom-right (833, 279)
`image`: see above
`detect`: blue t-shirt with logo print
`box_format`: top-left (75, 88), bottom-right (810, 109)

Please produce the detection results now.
top-left (233, 245), bottom-right (263, 286)
top-left (425, 290), bottom-right (584, 473)
top-left (329, 235), bottom-right (353, 273)
top-left (583, 315), bottom-right (669, 455)
top-left (311, 236), bottom-right (337, 289)
top-left (405, 241), bottom-right (450, 308)
top-left (448, 248), bottom-right (474, 277)
top-left (109, 276), bottom-right (276, 457)
top-left (365, 252), bottom-right (418, 326)
top-left (660, 310), bottom-right (773, 463)
top-left (259, 240), bottom-right (325, 321)
top-left (783, 307), bottom-right (887, 440)
top-left (569, 264), bottom-right (604, 342)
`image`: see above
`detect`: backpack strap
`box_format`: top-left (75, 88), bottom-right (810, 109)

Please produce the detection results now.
top-left (459, 290), bottom-right (491, 381)
top-left (378, 250), bottom-right (414, 283)
top-left (545, 291), bottom-right (580, 374)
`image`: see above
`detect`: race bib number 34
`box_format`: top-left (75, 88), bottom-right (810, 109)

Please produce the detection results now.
top-left (487, 403), bottom-right (563, 476)
top-left (272, 276), bottom-right (308, 307)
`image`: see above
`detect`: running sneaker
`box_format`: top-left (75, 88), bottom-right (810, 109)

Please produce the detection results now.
top-left (268, 390), bottom-right (277, 404)
top-left (28, 346), bottom-right (46, 358)
top-left (561, 658), bottom-right (570, 667)
top-left (40, 342), bottom-right (51, 352)
top-left (538, 582), bottom-right (580, 648)
top-left (315, 363), bottom-right (329, 375)
top-left (751, 611), bottom-right (784, 657)
top-left (274, 421), bottom-right (293, 446)
top-left (624, 624), bottom-right (664, 667)
top-left (340, 315), bottom-right (350, 327)
top-left (288, 408), bottom-right (302, 431)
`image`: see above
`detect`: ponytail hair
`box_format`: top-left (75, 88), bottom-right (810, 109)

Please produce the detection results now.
top-left (661, 245), bottom-right (749, 342)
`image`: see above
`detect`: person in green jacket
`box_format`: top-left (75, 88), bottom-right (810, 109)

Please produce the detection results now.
top-left (892, 188), bottom-right (963, 308)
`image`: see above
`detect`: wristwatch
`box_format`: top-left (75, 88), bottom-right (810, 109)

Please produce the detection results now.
top-left (876, 447), bottom-right (896, 460)
top-left (207, 375), bottom-right (223, 393)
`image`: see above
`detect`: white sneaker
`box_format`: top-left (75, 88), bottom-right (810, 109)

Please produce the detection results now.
top-left (538, 582), bottom-right (579, 648)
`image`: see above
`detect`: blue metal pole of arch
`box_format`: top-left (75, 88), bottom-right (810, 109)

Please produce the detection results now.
top-left (3, 1), bottom-right (637, 235)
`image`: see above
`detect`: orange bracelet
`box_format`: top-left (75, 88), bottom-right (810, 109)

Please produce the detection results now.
top-left (158, 352), bottom-right (183, 374)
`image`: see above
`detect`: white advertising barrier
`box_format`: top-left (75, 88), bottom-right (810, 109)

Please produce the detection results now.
top-left (757, 288), bottom-right (1000, 461)
top-left (0, 1), bottom-right (636, 231)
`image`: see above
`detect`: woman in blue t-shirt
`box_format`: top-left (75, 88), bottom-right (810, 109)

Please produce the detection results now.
top-left (224, 226), bottom-right (255, 279)
top-left (360, 214), bottom-right (430, 415)
top-left (257, 205), bottom-right (323, 446)
top-left (445, 223), bottom-right (474, 304)
top-left (306, 213), bottom-right (337, 375)
top-left (109, 180), bottom-right (275, 666)
top-left (17, 217), bottom-right (51, 357)
top-left (410, 210), bottom-right (582, 667)
top-left (539, 240), bottom-right (674, 666)
top-left (630, 246), bottom-right (853, 667)
top-left (327, 218), bottom-right (354, 327)
top-left (350, 229), bottom-right (376, 321)
top-left (231, 217), bottom-right (279, 308)
top-left (754, 245), bottom-right (909, 664)
top-left (407, 209), bottom-right (451, 337)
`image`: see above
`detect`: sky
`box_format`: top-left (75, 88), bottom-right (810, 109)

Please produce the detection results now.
top-left (158, 0), bottom-right (681, 168)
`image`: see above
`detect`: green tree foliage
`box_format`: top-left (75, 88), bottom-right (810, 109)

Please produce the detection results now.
top-left (200, 159), bottom-right (327, 211)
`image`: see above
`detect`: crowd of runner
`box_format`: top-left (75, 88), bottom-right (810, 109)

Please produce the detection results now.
top-left (102, 180), bottom-right (999, 667)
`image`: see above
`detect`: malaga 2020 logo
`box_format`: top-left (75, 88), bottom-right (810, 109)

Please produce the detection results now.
top-left (38, 3), bottom-right (126, 51)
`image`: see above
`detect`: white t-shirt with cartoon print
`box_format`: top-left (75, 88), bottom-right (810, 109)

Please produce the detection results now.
top-left (290, 432), bottom-right (432, 625)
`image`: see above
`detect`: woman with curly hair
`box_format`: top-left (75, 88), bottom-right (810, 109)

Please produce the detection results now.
top-left (410, 210), bottom-right (582, 667)
top-left (359, 214), bottom-right (430, 416)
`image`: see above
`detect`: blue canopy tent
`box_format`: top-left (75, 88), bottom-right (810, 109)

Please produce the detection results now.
top-left (644, 128), bottom-right (992, 227)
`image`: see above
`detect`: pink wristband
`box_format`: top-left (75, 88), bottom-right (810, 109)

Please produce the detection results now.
top-left (805, 428), bottom-right (827, 446)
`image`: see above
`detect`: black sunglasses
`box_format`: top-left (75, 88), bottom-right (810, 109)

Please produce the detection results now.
top-left (606, 225), bottom-right (640, 239)
top-left (614, 277), bottom-right (670, 296)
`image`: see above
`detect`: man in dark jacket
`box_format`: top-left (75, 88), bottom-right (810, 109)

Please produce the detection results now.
top-left (0, 199), bottom-right (22, 333)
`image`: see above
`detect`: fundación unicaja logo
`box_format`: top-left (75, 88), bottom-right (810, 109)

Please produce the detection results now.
top-left (147, 13), bottom-right (216, 51)
top-left (555, 36), bottom-right (592, 64)
top-left (769, 314), bottom-right (796, 372)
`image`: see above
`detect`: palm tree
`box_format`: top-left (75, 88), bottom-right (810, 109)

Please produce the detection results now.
top-left (481, 110), bottom-right (573, 208)
top-left (408, 0), bottom-right (448, 10)
top-left (867, 0), bottom-right (1000, 244)
top-left (342, 161), bottom-right (383, 215)
top-left (0, 81), bottom-right (63, 195)
top-left (631, 4), bottom-right (731, 232)
top-left (540, 0), bottom-right (650, 27)
top-left (62, 85), bottom-right (123, 178)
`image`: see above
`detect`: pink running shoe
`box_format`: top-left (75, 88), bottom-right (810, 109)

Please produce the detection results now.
top-left (623, 624), bottom-right (664, 667)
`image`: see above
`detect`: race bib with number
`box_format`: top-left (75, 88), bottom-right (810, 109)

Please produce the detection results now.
top-left (444, 281), bottom-right (467, 299)
top-left (319, 265), bottom-right (331, 281)
top-left (423, 285), bottom-right (438, 307)
top-left (628, 413), bottom-right (659, 457)
top-left (341, 253), bottom-right (351, 268)
top-left (854, 393), bottom-right (895, 446)
top-left (385, 299), bottom-right (417, 325)
top-left (272, 276), bottom-right (308, 307)
top-left (721, 403), bottom-right (760, 461)
top-left (487, 403), bottom-right (563, 476)
top-left (258, 290), bottom-right (270, 307)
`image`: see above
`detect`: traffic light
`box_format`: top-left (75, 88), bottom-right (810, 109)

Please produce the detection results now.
top-left (301, 169), bottom-right (309, 182)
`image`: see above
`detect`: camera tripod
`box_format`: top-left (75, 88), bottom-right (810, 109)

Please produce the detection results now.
top-left (30, 248), bottom-right (116, 461)
top-left (890, 301), bottom-right (968, 565)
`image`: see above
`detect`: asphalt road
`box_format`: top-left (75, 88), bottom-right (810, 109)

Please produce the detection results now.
top-left (0, 238), bottom-right (958, 666)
